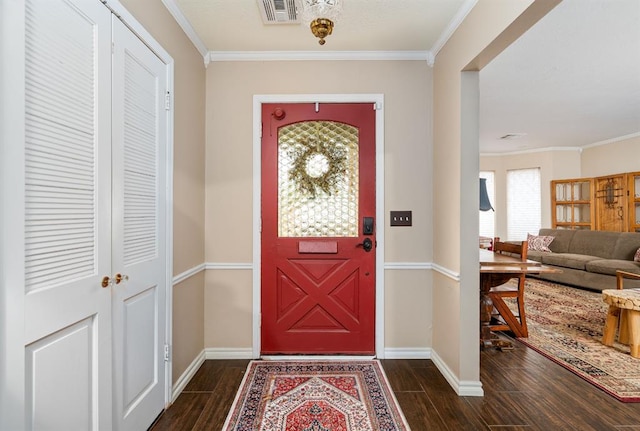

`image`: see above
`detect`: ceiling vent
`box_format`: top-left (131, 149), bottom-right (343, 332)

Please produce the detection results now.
top-left (257, 0), bottom-right (301, 24)
top-left (499, 133), bottom-right (527, 140)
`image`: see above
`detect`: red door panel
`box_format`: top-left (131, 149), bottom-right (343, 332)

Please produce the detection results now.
top-left (261, 102), bottom-right (376, 355)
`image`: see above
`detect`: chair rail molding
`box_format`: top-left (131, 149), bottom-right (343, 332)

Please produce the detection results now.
top-left (172, 263), bottom-right (206, 285)
top-left (431, 263), bottom-right (461, 282)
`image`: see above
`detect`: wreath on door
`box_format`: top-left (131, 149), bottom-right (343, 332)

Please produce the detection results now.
top-left (289, 136), bottom-right (346, 198)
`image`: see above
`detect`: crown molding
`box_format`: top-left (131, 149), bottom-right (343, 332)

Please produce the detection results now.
top-left (161, 0), bottom-right (209, 66)
top-left (160, 0), bottom-right (477, 67)
top-left (582, 131), bottom-right (640, 149)
top-left (481, 132), bottom-right (640, 157)
top-left (480, 146), bottom-right (581, 157)
top-left (209, 50), bottom-right (432, 62)
top-left (429, 0), bottom-right (479, 61)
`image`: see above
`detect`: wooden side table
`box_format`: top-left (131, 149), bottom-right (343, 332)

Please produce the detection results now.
top-left (602, 288), bottom-right (640, 359)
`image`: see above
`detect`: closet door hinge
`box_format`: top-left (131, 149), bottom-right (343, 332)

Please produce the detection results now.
top-left (164, 344), bottom-right (170, 362)
top-left (165, 92), bottom-right (171, 111)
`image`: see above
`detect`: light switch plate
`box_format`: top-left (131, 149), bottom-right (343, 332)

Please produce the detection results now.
top-left (390, 211), bottom-right (412, 226)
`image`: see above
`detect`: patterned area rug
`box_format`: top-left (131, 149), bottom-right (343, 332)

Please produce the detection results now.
top-left (513, 279), bottom-right (640, 402)
top-left (222, 360), bottom-right (411, 430)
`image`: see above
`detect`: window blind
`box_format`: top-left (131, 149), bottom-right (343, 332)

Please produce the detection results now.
top-left (507, 168), bottom-right (541, 241)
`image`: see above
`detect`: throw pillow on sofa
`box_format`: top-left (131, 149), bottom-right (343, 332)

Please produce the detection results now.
top-left (635, 247), bottom-right (640, 262)
top-left (527, 233), bottom-right (554, 252)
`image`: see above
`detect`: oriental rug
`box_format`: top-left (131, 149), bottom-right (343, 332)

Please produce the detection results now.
top-left (221, 360), bottom-right (411, 431)
top-left (508, 279), bottom-right (640, 402)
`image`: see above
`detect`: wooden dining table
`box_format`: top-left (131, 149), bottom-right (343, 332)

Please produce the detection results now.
top-left (479, 248), bottom-right (559, 349)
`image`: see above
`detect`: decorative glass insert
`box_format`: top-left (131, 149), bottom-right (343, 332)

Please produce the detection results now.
top-left (555, 183), bottom-right (568, 201)
top-left (574, 204), bottom-right (591, 223)
top-left (278, 121), bottom-right (359, 237)
top-left (556, 205), bottom-right (568, 223)
top-left (575, 181), bottom-right (590, 200)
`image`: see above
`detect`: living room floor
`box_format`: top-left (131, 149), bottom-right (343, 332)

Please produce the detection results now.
top-left (151, 339), bottom-right (640, 430)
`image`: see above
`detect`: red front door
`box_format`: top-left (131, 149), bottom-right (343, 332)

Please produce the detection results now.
top-left (261, 102), bottom-right (376, 355)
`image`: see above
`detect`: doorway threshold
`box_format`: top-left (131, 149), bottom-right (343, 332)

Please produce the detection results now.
top-left (261, 355), bottom-right (376, 361)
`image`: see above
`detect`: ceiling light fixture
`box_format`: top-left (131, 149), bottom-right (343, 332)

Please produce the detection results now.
top-left (300, 0), bottom-right (342, 45)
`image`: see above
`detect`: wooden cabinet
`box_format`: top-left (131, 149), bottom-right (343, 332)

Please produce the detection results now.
top-left (551, 171), bottom-right (640, 232)
top-left (551, 178), bottom-right (595, 229)
top-left (595, 174), bottom-right (627, 232)
top-left (629, 171), bottom-right (640, 233)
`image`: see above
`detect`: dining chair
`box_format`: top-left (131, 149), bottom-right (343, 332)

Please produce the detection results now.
top-left (488, 238), bottom-right (529, 338)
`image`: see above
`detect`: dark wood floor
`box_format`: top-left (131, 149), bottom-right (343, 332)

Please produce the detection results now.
top-left (150, 340), bottom-right (640, 430)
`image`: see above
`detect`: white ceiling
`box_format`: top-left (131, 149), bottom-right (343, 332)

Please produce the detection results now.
top-left (172, 0), bottom-right (469, 53)
top-left (480, 0), bottom-right (640, 154)
top-left (168, 0), bottom-right (640, 154)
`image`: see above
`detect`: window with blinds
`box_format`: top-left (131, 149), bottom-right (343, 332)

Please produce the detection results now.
top-left (507, 168), bottom-right (541, 241)
top-left (479, 171), bottom-right (495, 239)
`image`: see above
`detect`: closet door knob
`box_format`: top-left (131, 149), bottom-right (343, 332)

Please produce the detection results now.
top-left (115, 273), bottom-right (129, 284)
top-left (102, 276), bottom-right (112, 288)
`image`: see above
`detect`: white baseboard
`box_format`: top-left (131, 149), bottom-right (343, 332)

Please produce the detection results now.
top-left (171, 347), bottom-right (483, 402)
top-left (430, 349), bottom-right (484, 397)
top-left (457, 379), bottom-right (484, 397)
top-left (171, 348), bottom-right (254, 402)
top-left (171, 350), bottom-right (206, 402)
top-left (205, 347), bottom-right (255, 360)
top-left (383, 347), bottom-right (431, 359)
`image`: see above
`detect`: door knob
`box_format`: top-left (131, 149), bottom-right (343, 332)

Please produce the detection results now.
top-left (101, 274), bottom-right (129, 288)
top-left (115, 273), bottom-right (129, 284)
top-left (356, 238), bottom-right (373, 252)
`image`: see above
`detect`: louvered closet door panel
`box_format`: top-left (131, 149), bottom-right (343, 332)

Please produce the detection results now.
top-left (23, 0), bottom-right (113, 430)
top-left (111, 16), bottom-right (167, 431)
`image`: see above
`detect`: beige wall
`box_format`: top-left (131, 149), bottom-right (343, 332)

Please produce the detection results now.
top-left (433, 0), bottom-right (559, 386)
top-left (204, 61), bottom-right (434, 351)
top-left (205, 270), bottom-right (253, 348)
top-left (481, 149), bottom-right (581, 239)
top-left (172, 272), bottom-right (205, 382)
top-left (581, 135), bottom-right (640, 178)
top-left (384, 270), bottom-right (432, 349)
top-left (121, 0), bottom-right (206, 382)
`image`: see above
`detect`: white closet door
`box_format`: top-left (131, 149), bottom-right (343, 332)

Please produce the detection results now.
top-left (111, 16), bottom-right (168, 431)
top-left (23, 0), bottom-right (113, 429)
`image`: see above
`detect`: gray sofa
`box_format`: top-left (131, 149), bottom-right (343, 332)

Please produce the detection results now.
top-left (526, 228), bottom-right (640, 291)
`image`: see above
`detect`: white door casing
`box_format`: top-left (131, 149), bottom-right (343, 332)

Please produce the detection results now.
top-left (251, 94), bottom-right (386, 359)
